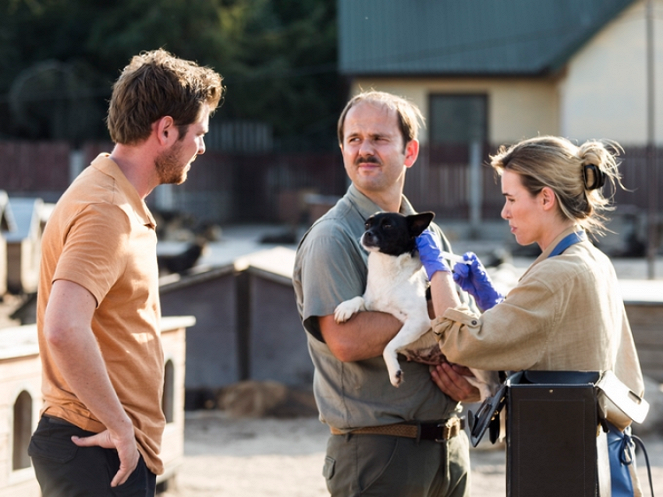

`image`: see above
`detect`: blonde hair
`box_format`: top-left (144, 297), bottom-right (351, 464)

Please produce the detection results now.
top-left (337, 90), bottom-right (425, 150)
top-left (490, 136), bottom-right (624, 234)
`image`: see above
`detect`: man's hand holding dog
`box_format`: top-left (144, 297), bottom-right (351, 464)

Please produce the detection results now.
top-left (431, 363), bottom-right (481, 403)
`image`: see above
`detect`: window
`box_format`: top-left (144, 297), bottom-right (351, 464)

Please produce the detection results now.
top-left (429, 94), bottom-right (487, 162)
top-left (13, 391), bottom-right (32, 470)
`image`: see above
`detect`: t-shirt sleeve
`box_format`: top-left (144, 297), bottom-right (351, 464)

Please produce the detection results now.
top-left (53, 204), bottom-right (129, 306)
top-left (298, 226), bottom-right (366, 340)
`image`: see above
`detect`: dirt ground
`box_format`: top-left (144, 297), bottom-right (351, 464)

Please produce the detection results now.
top-left (160, 411), bottom-right (663, 497)
top-left (3, 232), bottom-right (661, 496)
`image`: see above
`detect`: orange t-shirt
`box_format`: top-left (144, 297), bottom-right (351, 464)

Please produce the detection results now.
top-left (37, 154), bottom-right (165, 474)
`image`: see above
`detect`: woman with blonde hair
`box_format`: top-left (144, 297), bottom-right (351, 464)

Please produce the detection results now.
top-left (415, 135), bottom-right (645, 496)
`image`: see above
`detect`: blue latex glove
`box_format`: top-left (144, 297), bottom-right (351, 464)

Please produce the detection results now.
top-left (452, 252), bottom-right (504, 311)
top-left (415, 229), bottom-right (451, 280)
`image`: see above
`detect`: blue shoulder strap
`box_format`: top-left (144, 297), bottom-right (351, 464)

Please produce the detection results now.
top-left (547, 231), bottom-right (586, 258)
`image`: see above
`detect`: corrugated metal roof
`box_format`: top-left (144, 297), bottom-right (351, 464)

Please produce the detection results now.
top-left (339, 0), bottom-right (636, 76)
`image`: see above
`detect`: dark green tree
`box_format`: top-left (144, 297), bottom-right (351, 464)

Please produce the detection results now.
top-left (0, 0), bottom-right (341, 149)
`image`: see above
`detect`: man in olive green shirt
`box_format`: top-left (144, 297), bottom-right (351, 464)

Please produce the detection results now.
top-left (293, 90), bottom-right (474, 497)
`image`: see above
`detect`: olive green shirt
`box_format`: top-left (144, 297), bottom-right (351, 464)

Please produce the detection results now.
top-left (293, 184), bottom-right (467, 430)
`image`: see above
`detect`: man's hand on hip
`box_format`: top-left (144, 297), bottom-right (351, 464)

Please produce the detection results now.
top-left (72, 424), bottom-right (139, 487)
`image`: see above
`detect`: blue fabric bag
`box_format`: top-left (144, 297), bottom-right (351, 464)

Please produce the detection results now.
top-left (607, 423), bottom-right (635, 496)
top-left (607, 422), bottom-right (656, 497)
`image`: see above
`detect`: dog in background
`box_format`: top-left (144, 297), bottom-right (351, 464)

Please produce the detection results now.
top-left (157, 237), bottom-right (208, 275)
top-left (334, 211), bottom-right (499, 399)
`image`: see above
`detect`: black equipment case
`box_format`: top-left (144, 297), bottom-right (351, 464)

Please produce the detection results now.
top-left (468, 370), bottom-right (649, 497)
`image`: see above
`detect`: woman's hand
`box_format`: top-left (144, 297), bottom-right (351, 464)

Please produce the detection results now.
top-left (452, 252), bottom-right (504, 311)
top-left (415, 230), bottom-right (450, 280)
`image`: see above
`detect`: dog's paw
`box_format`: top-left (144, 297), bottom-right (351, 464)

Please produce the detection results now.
top-left (333, 302), bottom-right (354, 323)
top-left (390, 370), bottom-right (403, 387)
top-left (334, 297), bottom-right (365, 323)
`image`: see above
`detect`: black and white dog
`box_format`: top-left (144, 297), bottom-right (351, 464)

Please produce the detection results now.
top-left (334, 211), bottom-right (498, 399)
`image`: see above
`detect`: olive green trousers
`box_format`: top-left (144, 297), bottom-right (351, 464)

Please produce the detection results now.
top-left (323, 429), bottom-right (471, 497)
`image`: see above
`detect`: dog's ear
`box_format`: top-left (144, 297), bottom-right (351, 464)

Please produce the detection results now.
top-left (407, 211), bottom-right (435, 237)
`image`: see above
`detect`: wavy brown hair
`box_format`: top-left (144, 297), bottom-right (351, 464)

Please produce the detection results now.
top-left (107, 49), bottom-right (224, 145)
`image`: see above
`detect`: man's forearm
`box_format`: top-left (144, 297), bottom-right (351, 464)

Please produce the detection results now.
top-left (43, 280), bottom-right (133, 436)
top-left (319, 311), bottom-right (403, 362)
top-left (46, 323), bottom-right (134, 435)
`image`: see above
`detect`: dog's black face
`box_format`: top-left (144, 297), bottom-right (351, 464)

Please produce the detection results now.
top-left (361, 211), bottom-right (435, 256)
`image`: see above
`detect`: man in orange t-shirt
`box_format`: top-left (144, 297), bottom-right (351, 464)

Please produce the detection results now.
top-left (29, 49), bottom-right (223, 496)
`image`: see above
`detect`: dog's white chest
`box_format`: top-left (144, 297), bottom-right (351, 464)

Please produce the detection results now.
top-left (363, 252), bottom-right (427, 320)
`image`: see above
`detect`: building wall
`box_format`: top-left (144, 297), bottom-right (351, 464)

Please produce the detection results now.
top-left (350, 77), bottom-right (559, 145)
top-left (560, 0), bottom-right (663, 145)
top-left (352, 0), bottom-right (663, 147)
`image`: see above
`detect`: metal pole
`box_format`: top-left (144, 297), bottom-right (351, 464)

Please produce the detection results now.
top-left (646, 0), bottom-right (657, 279)
top-left (468, 141), bottom-right (483, 236)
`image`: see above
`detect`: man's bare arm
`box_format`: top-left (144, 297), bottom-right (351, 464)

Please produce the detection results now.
top-left (43, 279), bottom-right (139, 487)
top-left (318, 311), bottom-right (402, 362)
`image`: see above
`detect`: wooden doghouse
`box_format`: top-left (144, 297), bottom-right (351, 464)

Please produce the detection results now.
top-left (0, 192), bottom-right (17, 298)
top-left (621, 279), bottom-right (663, 383)
top-left (159, 247), bottom-right (314, 408)
top-left (0, 325), bottom-right (41, 497)
top-left (159, 264), bottom-right (240, 408)
top-left (156, 316), bottom-right (193, 491)
top-left (4, 198), bottom-right (45, 295)
top-left (238, 247), bottom-right (313, 386)
top-left (0, 316), bottom-right (192, 496)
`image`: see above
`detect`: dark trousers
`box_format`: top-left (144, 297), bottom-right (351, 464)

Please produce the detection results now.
top-left (28, 416), bottom-right (156, 497)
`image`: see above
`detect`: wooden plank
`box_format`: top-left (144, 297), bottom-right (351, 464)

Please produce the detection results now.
top-left (625, 304), bottom-right (663, 326)
top-left (635, 348), bottom-right (663, 365)
top-left (631, 328), bottom-right (663, 346)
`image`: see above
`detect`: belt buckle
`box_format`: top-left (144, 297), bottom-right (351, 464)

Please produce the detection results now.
top-left (435, 418), bottom-right (462, 443)
top-left (434, 419), bottom-right (453, 443)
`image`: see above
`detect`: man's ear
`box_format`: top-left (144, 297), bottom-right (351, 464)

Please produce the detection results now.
top-left (155, 116), bottom-right (177, 146)
top-left (404, 139), bottom-right (419, 168)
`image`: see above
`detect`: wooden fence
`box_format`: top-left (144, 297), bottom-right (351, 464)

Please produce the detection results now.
top-left (0, 140), bottom-right (661, 224)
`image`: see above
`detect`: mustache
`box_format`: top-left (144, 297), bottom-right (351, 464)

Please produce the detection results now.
top-left (355, 156), bottom-right (381, 166)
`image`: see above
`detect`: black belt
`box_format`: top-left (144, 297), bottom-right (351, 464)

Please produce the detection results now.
top-left (43, 415), bottom-right (76, 427)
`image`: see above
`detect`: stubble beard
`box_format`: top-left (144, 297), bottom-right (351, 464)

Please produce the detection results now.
top-left (155, 141), bottom-right (189, 185)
